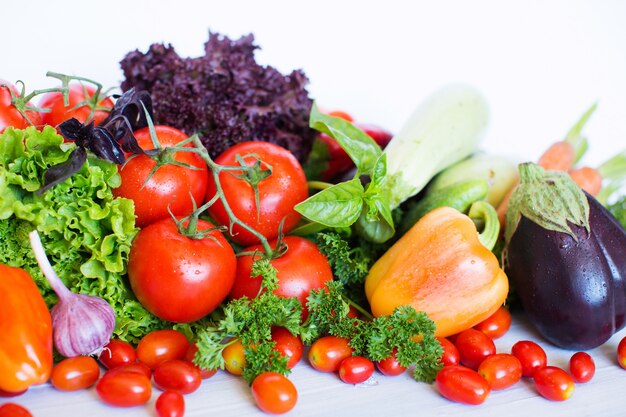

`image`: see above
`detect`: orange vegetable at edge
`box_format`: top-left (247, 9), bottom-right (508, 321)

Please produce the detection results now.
top-left (365, 207), bottom-right (509, 338)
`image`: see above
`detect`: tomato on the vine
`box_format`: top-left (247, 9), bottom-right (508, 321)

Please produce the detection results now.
top-left (533, 366), bottom-right (575, 401)
top-left (50, 356), bottom-right (100, 391)
top-left (136, 330), bottom-right (190, 370)
top-left (474, 306), bottom-right (512, 339)
top-left (128, 217), bottom-right (237, 323)
top-left (0, 81), bottom-right (41, 132)
top-left (99, 339), bottom-right (137, 370)
top-left (435, 365), bottom-right (490, 405)
top-left (113, 125), bottom-right (209, 228)
top-left (271, 326), bottom-right (303, 369)
top-left (308, 335), bottom-right (353, 373)
top-left (156, 390), bottom-right (185, 417)
top-left (569, 352), bottom-right (595, 383)
top-left (153, 359), bottom-right (202, 394)
top-left (230, 236), bottom-right (333, 319)
top-left (38, 83), bottom-right (113, 128)
top-left (375, 348), bottom-right (406, 376)
top-left (477, 353), bottom-right (522, 390)
top-left (96, 370), bottom-right (152, 407)
top-left (251, 372), bottom-right (298, 414)
top-left (511, 340), bottom-right (547, 378)
top-left (205, 141), bottom-right (308, 246)
top-left (338, 356), bottom-right (374, 384)
top-left (454, 329), bottom-right (496, 370)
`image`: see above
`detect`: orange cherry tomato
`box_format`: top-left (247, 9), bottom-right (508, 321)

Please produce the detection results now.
top-left (435, 365), bottom-right (490, 405)
top-left (511, 340), bottom-right (547, 378)
top-left (436, 336), bottom-right (460, 366)
top-left (473, 306), bottom-right (512, 339)
top-left (533, 366), bottom-right (575, 401)
top-left (223, 338), bottom-right (246, 376)
top-left (50, 356), bottom-right (100, 391)
top-left (136, 330), bottom-right (190, 370)
top-left (308, 336), bottom-right (353, 373)
top-left (569, 352), bottom-right (595, 383)
top-left (454, 329), bottom-right (495, 370)
top-left (251, 372), bottom-right (298, 414)
top-left (477, 353), bottom-right (522, 390)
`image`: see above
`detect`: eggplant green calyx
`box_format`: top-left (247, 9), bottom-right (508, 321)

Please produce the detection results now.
top-left (505, 162), bottom-right (590, 245)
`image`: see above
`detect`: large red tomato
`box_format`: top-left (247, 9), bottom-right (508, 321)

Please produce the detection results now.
top-left (229, 236), bottom-right (333, 319)
top-left (38, 83), bottom-right (113, 127)
top-left (128, 217), bottom-right (236, 323)
top-left (0, 81), bottom-right (42, 132)
top-left (113, 125), bottom-right (209, 228)
top-left (205, 141), bottom-right (308, 246)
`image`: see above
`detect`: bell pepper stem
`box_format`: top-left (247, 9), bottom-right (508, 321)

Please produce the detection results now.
top-left (468, 201), bottom-right (500, 251)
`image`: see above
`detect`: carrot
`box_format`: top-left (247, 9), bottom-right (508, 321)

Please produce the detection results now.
top-left (568, 166), bottom-right (603, 196)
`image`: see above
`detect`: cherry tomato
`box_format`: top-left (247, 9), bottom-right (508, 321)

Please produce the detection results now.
top-left (99, 339), bottom-right (137, 370)
top-left (185, 343), bottom-right (218, 379)
top-left (473, 306), bottom-right (512, 339)
top-left (96, 370), bottom-right (152, 407)
top-left (251, 372), bottom-right (298, 414)
top-left (533, 366), bottom-right (575, 401)
top-left (230, 236), bottom-right (333, 319)
top-left (375, 348), bottom-right (407, 376)
top-left (206, 141), bottom-right (308, 246)
top-left (339, 356), bottom-right (374, 384)
top-left (128, 217), bottom-right (237, 322)
top-left (153, 359), bottom-right (202, 394)
top-left (0, 388), bottom-right (27, 398)
top-left (156, 390), bottom-right (185, 417)
top-left (308, 336), bottom-right (353, 373)
top-left (326, 110), bottom-right (354, 121)
top-left (454, 329), bottom-right (496, 370)
top-left (106, 363), bottom-right (152, 379)
top-left (569, 352), bottom-right (595, 383)
top-left (223, 338), bottom-right (246, 376)
top-left (50, 356), bottom-right (100, 391)
top-left (0, 403), bottom-right (32, 417)
top-left (271, 327), bottom-right (303, 369)
top-left (38, 83), bottom-right (113, 128)
top-left (113, 125), bottom-right (209, 228)
top-left (618, 336), bottom-right (626, 369)
top-left (435, 365), bottom-right (490, 405)
top-left (436, 336), bottom-right (460, 366)
top-left (511, 340), bottom-right (547, 378)
top-left (136, 330), bottom-right (190, 370)
top-left (477, 353), bottom-right (522, 390)
top-left (0, 81), bottom-right (42, 132)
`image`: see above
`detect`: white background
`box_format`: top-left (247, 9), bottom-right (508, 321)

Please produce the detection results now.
top-left (2, 1), bottom-right (626, 416)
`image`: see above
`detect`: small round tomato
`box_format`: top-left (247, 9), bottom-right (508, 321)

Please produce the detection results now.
top-left (230, 236), bottom-right (333, 320)
top-left (0, 81), bottom-right (42, 132)
top-left (114, 125), bottom-right (209, 228)
top-left (0, 388), bottom-right (27, 398)
top-left (474, 306), bottom-right (512, 339)
top-left (185, 343), bottom-right (218, 379)
top-left (435, 365), bottom-right (490, 405)
top-left (569, 352), bottom-right (595, 383)
top-left (271, 327), bottom-right (303, 369)
top-left (106, 363), bottom-right (152, 379)
top-left (375, 348), bottom-right (407, 376)
top-left (308, 336), bottom-right (353, 373)
top-left (511, 340), bottom-right (547, 378)
top-left (153, 359), bottom-right (202, 394)
top-left (436, 336), bottom-right (460, 367)
top-left (96, 370), bottom-right (152, 407)
top-left (0, 403), bottom-right (32, 417)
top-left (128, 217), bottom-right (237, 323)
top-left (618, 336), bottom-right (626, 369)
top-left (38, 83), bottom-right (113, 128)
top-left (206, 141), bottom-right (308, 246)
top-left (223, 338), bottom-right (246, 376)
top-left (251, 372), bottom-right (298, 414)
top-left (477, 353), bottom-right (522, 390)
top-left (533, 366), bottom-right (575, 401)
top-left (136, 330), bottom-right (190, 370)
top-left (50, 356), bottom-right (100, 391)
top-left (156, 390), bottom-right (185, 417)
top-left (99, 339), bottom-right (137, 370)
top-left (339, 356), bottom-right (374, 384)
top-left (454, 329), bottom-right (496, 370)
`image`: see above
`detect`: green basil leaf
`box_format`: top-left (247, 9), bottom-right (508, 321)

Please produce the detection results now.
top-left (309, 102), bottom-right (381, 174)
top-left (294, 178), bottom-right (364, 227)
top-left (355, 209), bottom-right (395, 244)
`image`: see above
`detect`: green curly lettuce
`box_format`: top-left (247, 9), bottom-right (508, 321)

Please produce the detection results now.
top-left (0, 126), bottom-right (166, 343)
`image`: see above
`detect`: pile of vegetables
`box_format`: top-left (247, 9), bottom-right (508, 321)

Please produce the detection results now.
top-left (1, 31), bottom-right (626, 417)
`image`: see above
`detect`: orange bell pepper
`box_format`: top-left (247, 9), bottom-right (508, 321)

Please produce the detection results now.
top-left (365, 206), bottom-right (508, 337)
top-left (0, 264), bottom-right (53, 392)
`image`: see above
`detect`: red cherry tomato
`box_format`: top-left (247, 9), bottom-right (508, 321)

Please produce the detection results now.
top-left (435, 365), bottom-right (490, 405)
top-left (106, 363), bottom-right (152, 379)
top-left (375, 348), bottom-right (407, 376)
top-left (0, 403), bottom-right (32, 417)
top-left (113, 125), bottom-right (209, 228)
top-left (153, 359), bottom-right (202, 394)
top-left (308, 336), bottom-right (353, 373)
top-left (96, 370), bottom-right (152, 407)
top-left (618, 336), bottom-right (626, 369)
top-left (474, 306), bottom-right (512, 339)
top-left (136, 330), bottom-right (190, 370)
top-left (206, 141), bottom-right (308, 246)
top-left (533, 366), bottom-right (575, 401)
top-left (38, 83), bottom-right (112, 128)
top-left (436, 336), bottom-right (460, 366)
top-left (477, 353), bottom-right (522, 390)
top-left (128, 217), bottom-right (237, 323)
top-left (185, 343), bottom-right (218, 379)
top-left (230, 236), bottom-right (333, 320)
top-left (511, 340), bottom-right (547, 378)
top-left (338, 356), bottom-right (375, 384)
top-left (50, 356), bottom-right (100, 391)
top-left (156, 390), bottom-right (185, 417)
top-left (99, 339), bottom-right (137, 370)
top-left (222, 338), bottom-right (246, 376)
top-left (569, 352), bottom-right (595, 383)
top-left (251, 372), bottom-right (298, 414)
top-left (454, 329), bottom-right (496, 370)
top-left (271, 327), bottom-right (304, 369)
top-left (0, 81), bottom-right (42, 132)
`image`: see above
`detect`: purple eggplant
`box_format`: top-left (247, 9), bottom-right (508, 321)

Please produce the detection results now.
top-left (504, 163), bottom-right (626, 350)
